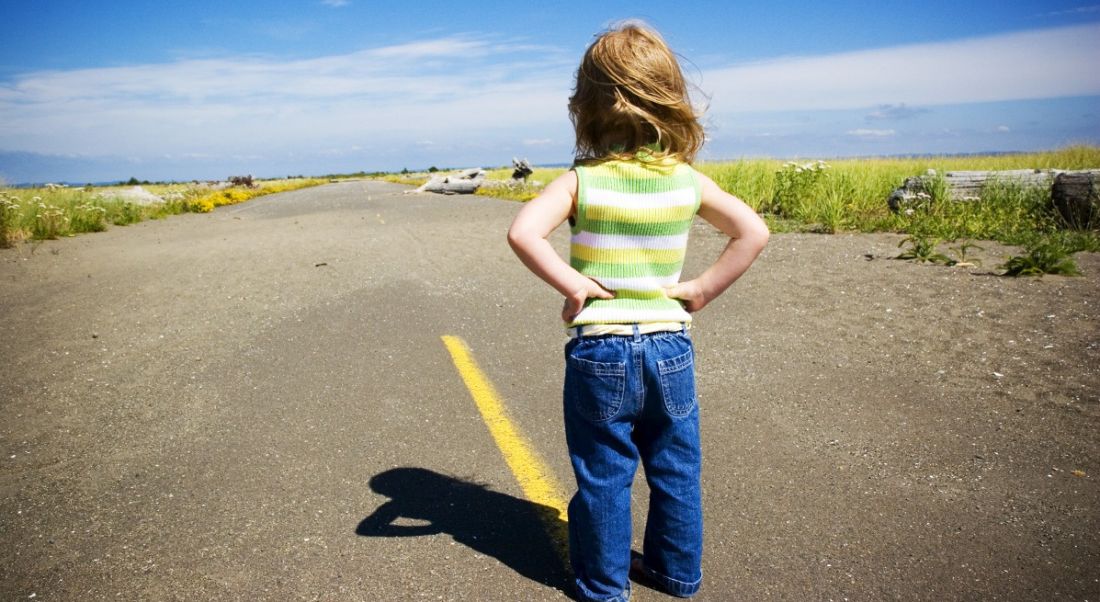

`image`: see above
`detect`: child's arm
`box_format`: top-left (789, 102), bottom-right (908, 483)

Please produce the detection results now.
top-left (507, 170), bottom-right (614, 322)
top-left (665, 172), bottom-right (769, 312)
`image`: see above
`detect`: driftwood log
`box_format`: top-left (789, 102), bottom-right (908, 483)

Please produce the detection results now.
top-left (411, 168), bottom-right (486, 194)
top-left (1052, 171), bottom-right (1099, 229)
top-left (511, 157), bottom-right (534, 181)
top-left (889, 168), bottom-right (1100, 229)
top-left (889, 169), bottom-right (1052, 211)
top-left (411, 160), bottom-right (536, 195)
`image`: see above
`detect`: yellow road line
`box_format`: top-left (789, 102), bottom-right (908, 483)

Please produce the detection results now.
top-left (441, 335), bottom-right (570, 561)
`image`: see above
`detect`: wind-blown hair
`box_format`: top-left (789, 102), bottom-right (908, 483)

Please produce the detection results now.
top-left (569, 21), bottom-right (704, 165)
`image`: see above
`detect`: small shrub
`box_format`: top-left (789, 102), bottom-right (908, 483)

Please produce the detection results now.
top-left (0, 192), bottom-right (22, 247)
top-left (70, 202), bottom-right (108, 233)
top-left (1001, 239), bottom-right (1081, 277)
top-left (32, 200), bottom-right (69, 239)
top-left (771, 160), bottom-right (829, 217)
top-left (109, 202), bottom-right (144, 225)
top-left (895, 235), bottom-right (953, 264)
top-left (949, 240), bottom-right (984, 267)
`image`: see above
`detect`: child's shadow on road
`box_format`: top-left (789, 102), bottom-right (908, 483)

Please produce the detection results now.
top-left (356, 467), bottom-right (570, 594)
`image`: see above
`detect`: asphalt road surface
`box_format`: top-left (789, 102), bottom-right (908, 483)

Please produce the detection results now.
top-left (2, 181), bottom-right (1097, 600)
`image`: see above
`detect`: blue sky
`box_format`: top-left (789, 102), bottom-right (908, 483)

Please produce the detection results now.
top-left (1, 0), bottom-right (1099, 183)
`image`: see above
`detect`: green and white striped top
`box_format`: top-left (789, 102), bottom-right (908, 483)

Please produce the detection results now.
top-left (569, 157), bottom-right (702, 326)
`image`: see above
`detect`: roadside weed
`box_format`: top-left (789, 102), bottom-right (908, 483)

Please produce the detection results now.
top-left (949, 241), bottom-right (984, 267)
top-left (895, 235), bottom-right (954, 265)
top-left (771, 160), bottom-right (830, 217)
top-left (32, 200), bottom-right (69, 239)
top-left (107, 201), bottom-right (144, 226)
top-left (1001, 238), bottom-right (1081, 277)
top-left (0, 192), bottom-right (21, 247)
top-left (70, 202), bottom-right (108, 232)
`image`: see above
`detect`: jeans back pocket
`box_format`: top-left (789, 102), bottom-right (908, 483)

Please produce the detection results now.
top-left (657, 349), bottom-right (696, 417)
top-left (565, 354), bottom-right (627, 422)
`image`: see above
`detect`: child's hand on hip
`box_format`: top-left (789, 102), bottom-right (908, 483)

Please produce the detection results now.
top-left (665, 280), bottom-right (708, 313)
top-left (562, 280), bottom-right (614, 322)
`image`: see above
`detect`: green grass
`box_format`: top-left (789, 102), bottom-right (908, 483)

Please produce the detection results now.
top-left (698, 146), bottom-right (1100, 233)
top-left (0, 179), bottom-right (327, 246)
top-left (476, 168), bottom-right (565, 201)
top-left (380, 173), bottom-right (430, 187)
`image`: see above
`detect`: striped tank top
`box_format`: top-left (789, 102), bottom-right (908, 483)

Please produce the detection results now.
top-left (568, 157), bottom-right (701, 326)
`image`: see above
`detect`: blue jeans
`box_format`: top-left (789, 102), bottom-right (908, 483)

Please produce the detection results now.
top-left (563, 327), bottom-right (703, 601)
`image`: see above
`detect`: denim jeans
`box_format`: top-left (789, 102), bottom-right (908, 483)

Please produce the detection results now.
top-left (563, 327), bottom-right (703, 601)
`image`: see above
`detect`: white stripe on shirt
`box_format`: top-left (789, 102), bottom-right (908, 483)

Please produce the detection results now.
top-left (585, 187), bottom-right (697, 209)
top-left (590, 274), bottom-right (682, 291)
top-left (571, 305), bottom-right (693, 324)
top-left (571, 231), bottom-right (690, 250)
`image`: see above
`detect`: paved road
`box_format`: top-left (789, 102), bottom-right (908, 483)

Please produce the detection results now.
top-left (2, 181), bottom-right (1097, 600)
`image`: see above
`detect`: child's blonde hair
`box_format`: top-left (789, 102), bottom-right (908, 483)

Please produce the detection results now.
top-left (569, 21), bottom-right (704, 165)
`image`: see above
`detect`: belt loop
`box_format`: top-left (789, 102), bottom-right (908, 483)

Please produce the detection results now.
top-left (632, 323), bottom-right (641, 342)
top-left (576, 324), bottom-right (584, 338)
top-left (681, 322), bottom-right (687, 334)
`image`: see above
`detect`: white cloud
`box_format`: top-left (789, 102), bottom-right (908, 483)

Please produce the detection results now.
top-left (866, 103), bottom-right (929, 121)
top-left (0, 36), bottom-right (573, 158)
top-left (321, 0), bottom-right (349, 6)
top-left (847, 129), bottom-right (896, 138)
top-left (702, 23), bottom-right (1100, 113)
top-left (1041, 4), bottom-right (1100, 16)
top-left (996, 125), bottom-right (1011, 132)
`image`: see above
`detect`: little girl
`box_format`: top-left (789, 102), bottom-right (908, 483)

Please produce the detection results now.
top-left (507, 21), bottom-right (769, 602)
